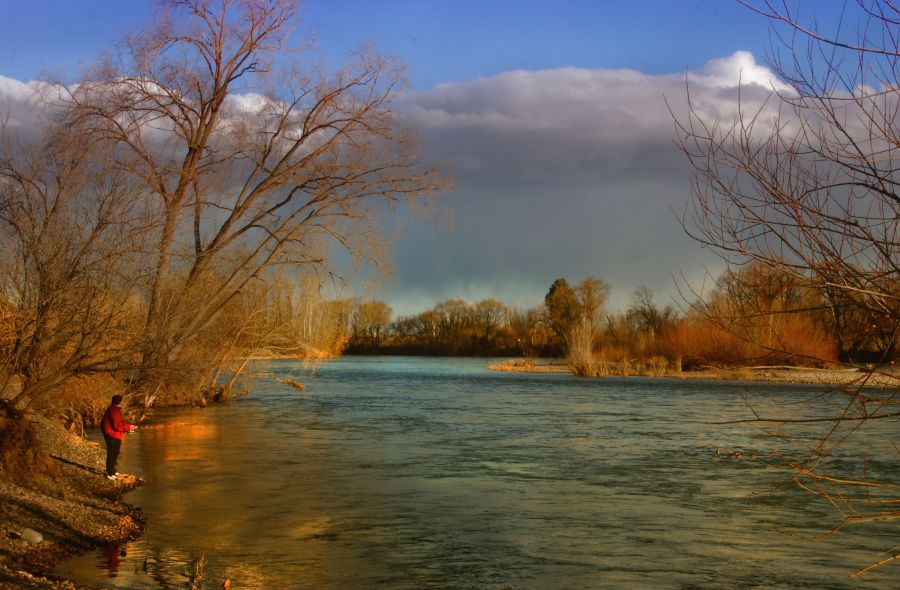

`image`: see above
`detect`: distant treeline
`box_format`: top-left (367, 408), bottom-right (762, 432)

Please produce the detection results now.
top-left (338, 264), bottom-right (897, 370)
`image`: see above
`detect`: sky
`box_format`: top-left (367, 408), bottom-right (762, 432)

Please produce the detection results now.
top-left (0, 0), bottom-right (847, 317)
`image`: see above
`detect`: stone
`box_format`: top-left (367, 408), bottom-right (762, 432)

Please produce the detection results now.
top-left (20, 528), bottom-right (42, 544)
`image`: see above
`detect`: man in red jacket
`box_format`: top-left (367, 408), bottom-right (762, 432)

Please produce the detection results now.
top-left (101, 395), bottom-right (136, 480)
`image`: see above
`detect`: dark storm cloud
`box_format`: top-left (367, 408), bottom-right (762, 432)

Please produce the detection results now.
top-left (386, 52), bottom-right (788, 315)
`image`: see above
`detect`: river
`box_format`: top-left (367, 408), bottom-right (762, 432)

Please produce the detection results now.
top-left (54, 357), bottom-right (898, 589)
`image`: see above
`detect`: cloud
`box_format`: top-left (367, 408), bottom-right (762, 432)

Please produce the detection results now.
top-left (694, 50), bottom-right (792, 91)
top-left (0, 74), bottom-right (47, 131)
top-left (384, 52), bottom-right (785, 315)
top-left (224, 91), bottom-right (270, 114)
top-left (0, 74), bottom-right (35, 103)
top-left (0, 52), bottom-right (785, 316)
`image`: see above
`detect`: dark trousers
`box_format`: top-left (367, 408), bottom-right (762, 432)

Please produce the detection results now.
top-left (104, 434), bottom-right (121, 476)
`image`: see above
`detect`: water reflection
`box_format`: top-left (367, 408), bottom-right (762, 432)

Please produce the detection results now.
top-left (102, 545), bottom-right (124, 578)
top-left (138, 418), bottom-right (218, 462)
top-left (54, 358), bottom-right (899, 589)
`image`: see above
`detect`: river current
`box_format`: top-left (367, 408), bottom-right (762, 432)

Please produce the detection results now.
top-left (54, 357), bottom-right (898, 589)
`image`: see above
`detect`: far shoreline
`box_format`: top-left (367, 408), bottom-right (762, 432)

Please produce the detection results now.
top-left (487, 359), bottom-right (900, 386)
top-left (242, 353), bottom-right (900, 386)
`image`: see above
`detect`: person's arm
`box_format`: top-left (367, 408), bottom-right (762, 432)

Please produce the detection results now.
top-left (110, 407), bottom-right (134, 432)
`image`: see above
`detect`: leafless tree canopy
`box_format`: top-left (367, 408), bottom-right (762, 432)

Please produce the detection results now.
top-left (72, 0), bottom-right (443, 390)
top-left (677, 1), bottom-right (899, 361)
top-left (675, 0), bottom-right (898, 574)
top-left (0, 119), bottom-right (151, 412)
top-left (0, 0), bottom-right (444, 411)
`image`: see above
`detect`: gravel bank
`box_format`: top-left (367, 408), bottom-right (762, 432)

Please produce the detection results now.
top-left (738, 366), bottom-right (900, 386)
top-left (490, 360), bottom-right (900, 387)
top-left (0, 414), bottom-right (145, 590)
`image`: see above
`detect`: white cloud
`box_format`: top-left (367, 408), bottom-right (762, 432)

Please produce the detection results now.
top-left (695, 50), bottom-right (792, 91)
top-left (0, 74), bottom-right (35, 102)
top-left (224, 92), bottom-right (270, 114)
top-left (0, 74), bottom-right (46, 129)
top-left (403, 51), bottom-right (784, 143)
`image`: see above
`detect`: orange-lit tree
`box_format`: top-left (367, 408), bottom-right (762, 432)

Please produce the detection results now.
top-left (0, 122), bottom-right (149, 417)
top-left (60, 0), bottom-right (444, 399)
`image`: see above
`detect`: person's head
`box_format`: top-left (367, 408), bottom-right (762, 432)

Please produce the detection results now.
top-left (111, 394), bottom-right (123, 406)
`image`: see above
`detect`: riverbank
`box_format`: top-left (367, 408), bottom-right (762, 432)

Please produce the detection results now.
top-left (0, 414), bottom-right (145, 590)
top-left (489, 359), bottom-right (900, 386)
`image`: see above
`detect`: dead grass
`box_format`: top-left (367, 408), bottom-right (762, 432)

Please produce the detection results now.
top-left (488, 360), bottom-right (569, 373)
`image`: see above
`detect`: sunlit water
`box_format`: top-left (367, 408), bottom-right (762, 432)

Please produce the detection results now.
top-left (54, 357), bottom-right (898, 589)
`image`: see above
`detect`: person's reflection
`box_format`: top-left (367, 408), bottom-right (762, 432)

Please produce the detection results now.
top-left (103, 545), bottom-right (126, 578)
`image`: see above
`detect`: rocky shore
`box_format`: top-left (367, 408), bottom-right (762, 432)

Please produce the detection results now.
top-left (0, 414), bottom-right (145, 590)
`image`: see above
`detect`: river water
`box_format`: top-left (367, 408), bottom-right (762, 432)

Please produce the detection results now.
top-left (55, 357), bottom-right (898, 589)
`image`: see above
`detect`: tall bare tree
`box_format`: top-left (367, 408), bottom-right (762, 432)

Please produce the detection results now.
top-left (473, 298), bottom-right (507, 348)
top-left (507, 303), bottom-right (546, 360)
top-left (61, 0), bottom-right (443, 396)
top-left (675, 0), bottom-right (898, 574)
top-left (0, 119), bottom-right (150, 416)
top-left (351, 299), bottom-right (393, 349)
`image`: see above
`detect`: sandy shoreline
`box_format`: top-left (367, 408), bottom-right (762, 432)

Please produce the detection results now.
top-left (0, 415), bottom-right (145, 590)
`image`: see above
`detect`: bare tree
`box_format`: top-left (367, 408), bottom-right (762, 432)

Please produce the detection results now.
top-left (569, 277), bottom-right (611, 376)
top-left (351, 299), bottom-right (393, 349)
top-left (474, 298), bottom-right (507, 348)
top-left (433, 299), bottom-right (475, 353)
top-left (675, 0), bottom-right (898, 574)
top-left (55, 0), bottom-right (443, 397)
top-left (507, 304), bottom-right (546, 360)
top-left (0, 118), bottom-right (150, 417)
top-left (627, 286), bottom-right (675, 337)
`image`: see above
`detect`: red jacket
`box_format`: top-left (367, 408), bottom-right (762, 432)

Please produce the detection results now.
top-left (101, 405), bottom-right (132, 440)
